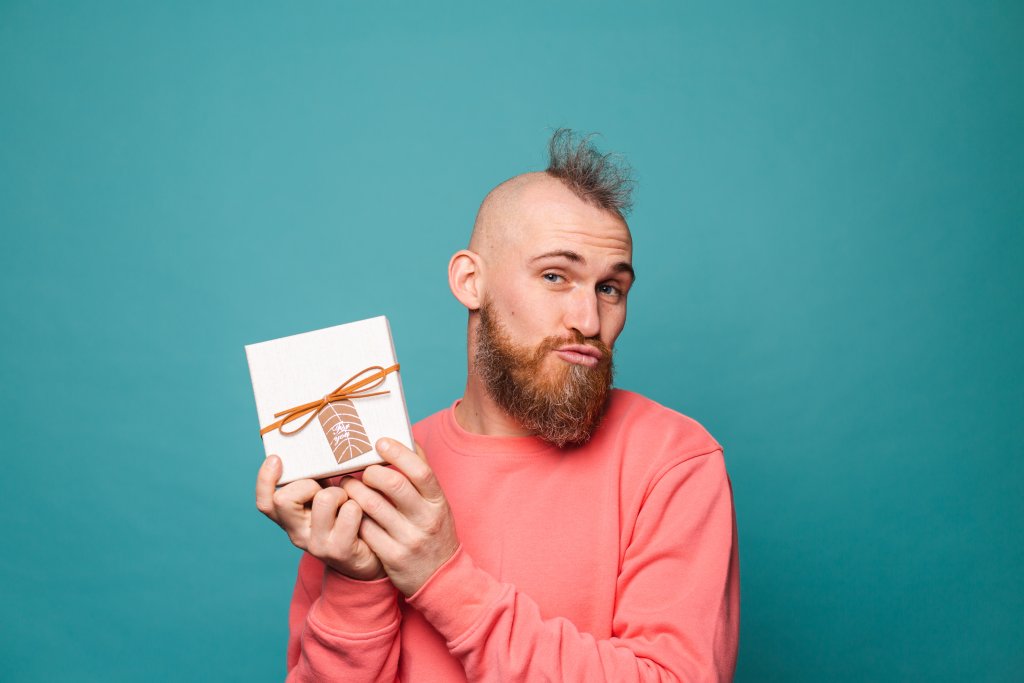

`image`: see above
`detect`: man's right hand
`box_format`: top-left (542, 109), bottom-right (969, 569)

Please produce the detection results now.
top-left (255, 455), bottom-right (386, 581)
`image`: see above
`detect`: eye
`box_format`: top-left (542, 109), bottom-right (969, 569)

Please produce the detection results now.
top-left (598, 283), bottom-right (623, 299)
top-left (542, 272), bottom-right (564, 283)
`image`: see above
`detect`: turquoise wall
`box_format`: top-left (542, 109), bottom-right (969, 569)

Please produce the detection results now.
top-left (2, 2), bottom-right (1021, 680)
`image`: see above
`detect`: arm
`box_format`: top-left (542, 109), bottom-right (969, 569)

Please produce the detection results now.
top-left (285, 554), bottom-right (402, 682)
top-left (345, 442), bottom-right (740, 682)
top-left (415, 449), bottom-right (739, 682)
top-left (254, 455), bottom-right (402, 682)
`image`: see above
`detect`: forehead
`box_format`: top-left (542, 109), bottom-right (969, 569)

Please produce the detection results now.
top-left (509, 181), bottom-right (632, 260)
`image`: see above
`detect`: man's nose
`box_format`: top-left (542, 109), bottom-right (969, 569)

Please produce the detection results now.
top-left (564, 287), bottom-right (601, 339)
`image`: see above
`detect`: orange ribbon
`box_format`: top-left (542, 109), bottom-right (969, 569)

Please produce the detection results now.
top-left (259, 363), bottom-right (400, 437)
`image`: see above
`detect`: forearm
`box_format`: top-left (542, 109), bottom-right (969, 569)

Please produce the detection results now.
top-left (408, 548), bottom-right (737, 683)
top-left (407, 451), bottom-right (740, 682)
top-left (286, 555), bottom-right (403, 682)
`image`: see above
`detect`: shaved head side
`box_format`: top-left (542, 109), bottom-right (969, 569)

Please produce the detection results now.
top-left (468, 172), bottom-right (540, 257)
top-left (468, 129), bottom-right (635, 257)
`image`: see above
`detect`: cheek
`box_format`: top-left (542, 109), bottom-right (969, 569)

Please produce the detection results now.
top-left (602, 306), bottom-right (628, 347)
top-left (491, 279), bottom-right (546, 321)
top-left (491, 285), bottom-right (559, 342)
top-left (490, 282), bottom-right (524, 319)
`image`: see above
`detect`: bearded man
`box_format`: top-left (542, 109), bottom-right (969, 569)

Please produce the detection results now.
top-left (255, 130), bottom-right (741, 682)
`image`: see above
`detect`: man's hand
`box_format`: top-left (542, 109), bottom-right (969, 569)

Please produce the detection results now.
top-left (340, 439), bottom-right (460, 597)
top-left (255, 455), bottom-right (385, 581)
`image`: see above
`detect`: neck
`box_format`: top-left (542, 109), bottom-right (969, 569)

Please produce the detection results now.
top-left (455, 377), bottom-right (533, 437)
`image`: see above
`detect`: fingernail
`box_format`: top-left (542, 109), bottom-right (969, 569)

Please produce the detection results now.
top-left (267, 454), bottom-right (280, 467)
top-left (378, 439), bottom-right (391, 453)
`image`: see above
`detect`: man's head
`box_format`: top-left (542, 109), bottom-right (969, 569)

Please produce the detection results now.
top-left (449, 129), bottom-right (636, 447)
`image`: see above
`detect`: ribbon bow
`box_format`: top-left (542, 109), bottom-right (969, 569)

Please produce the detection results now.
top-left (259, 363), bottom-right (400, 437)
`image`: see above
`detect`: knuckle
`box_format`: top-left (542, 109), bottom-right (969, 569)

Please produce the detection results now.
top-left (424, 515), bottom-right (445, 537)
top-left (364, 497), bottom-right (384, 516)
top-left (370, 466), bottom-right (402, 493)
top-left (383, 474), bottom-right (408, 498)
top-left (313, 489), bottom-right (336, 508)
top-left (411, 465), bottom-right (434, 488)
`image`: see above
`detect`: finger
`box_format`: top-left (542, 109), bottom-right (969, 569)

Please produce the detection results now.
top-left (272, 478), bottom-right (324, 529)
top-left (333, 499), bottom-right (378, 558)
top-left (333, 498), bottom-right (364, 543)
top-left (309, 487), bottom-right (347, 552)
top-left (337, 500), bottom-right (388, 578)
top-left (376, 438), bottom-right (444, 502)
top-left (358, 512), bottom-right (403, 559)
top-left (361, 464), bottom-right (423, 516)
top-left (256, 455), bottom-right (282, 521)
top-left (341, 476), bottom-right (408, 538)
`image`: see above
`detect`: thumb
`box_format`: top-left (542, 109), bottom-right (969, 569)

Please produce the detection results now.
top-left (255, 454), bottom-right (283, 519)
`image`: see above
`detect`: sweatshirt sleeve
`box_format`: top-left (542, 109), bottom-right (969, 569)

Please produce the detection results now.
top-left (285, 552), bottom-right (403, 682)
top-left (406, 449), bottom-right (741, 682)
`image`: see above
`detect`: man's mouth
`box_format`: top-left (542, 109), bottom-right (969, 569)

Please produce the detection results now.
top-left (553, 344), bottom-right (603, 368)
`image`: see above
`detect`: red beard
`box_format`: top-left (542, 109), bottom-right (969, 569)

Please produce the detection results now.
top-left (474, 302), bottom-right (614, 448)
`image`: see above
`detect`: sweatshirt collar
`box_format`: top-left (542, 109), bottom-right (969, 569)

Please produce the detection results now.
top-left (438, 399), bottom-right (559, 457)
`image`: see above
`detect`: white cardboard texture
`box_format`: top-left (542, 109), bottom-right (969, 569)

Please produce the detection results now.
top-left (245, 316), bottom-right (414, 485)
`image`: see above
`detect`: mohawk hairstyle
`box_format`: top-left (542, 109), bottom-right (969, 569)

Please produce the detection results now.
top-left (545, 128), bottom-right (635, 218)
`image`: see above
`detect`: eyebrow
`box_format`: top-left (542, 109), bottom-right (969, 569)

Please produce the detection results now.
top-left (530, 250), bottom-right (636, 283)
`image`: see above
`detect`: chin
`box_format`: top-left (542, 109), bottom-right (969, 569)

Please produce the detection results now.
top-left (541, 353), bottom-right (573, 376)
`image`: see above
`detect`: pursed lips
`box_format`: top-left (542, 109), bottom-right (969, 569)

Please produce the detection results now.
top-left (553, 344), bottom-right (603, 368)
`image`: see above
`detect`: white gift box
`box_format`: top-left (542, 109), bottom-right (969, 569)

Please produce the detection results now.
top-left (245, 316), bottom-right (414, 485)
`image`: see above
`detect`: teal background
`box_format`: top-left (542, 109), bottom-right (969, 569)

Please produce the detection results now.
top-left (2, 1), bottom-right (1021, 681)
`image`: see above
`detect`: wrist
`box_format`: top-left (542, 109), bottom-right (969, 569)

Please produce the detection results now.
top-left (315, 568), bottom-right (401, 629)
top-left (325, 562), bottom-right (387, 582)
top-left (394, 542), bottom-right (461, 597)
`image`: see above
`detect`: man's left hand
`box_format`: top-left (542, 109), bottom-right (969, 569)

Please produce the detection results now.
top-left (340, 438), bottom-right (460, 597)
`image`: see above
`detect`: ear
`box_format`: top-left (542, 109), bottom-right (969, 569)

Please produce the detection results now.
top-left (448, 249), bottom-right (483, 310)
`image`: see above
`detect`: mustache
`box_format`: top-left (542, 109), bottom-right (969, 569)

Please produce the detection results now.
top-left (534, 331), bottom-right (611, 359)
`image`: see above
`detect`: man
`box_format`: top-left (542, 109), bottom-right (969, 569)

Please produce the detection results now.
top-left (255, 129), bottom-right (741, 681)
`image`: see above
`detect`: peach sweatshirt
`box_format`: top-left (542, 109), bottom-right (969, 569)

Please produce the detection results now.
top-left (285, 389), bottom-right (740, 682)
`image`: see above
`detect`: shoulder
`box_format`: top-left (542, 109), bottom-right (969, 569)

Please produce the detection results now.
top-left (598, 389), bottom-right (723, 466)
top-left (597, 390), bottom-right (730, 514)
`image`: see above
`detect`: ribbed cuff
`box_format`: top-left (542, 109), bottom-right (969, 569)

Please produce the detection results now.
top-left (406, 547), bottom-right (504, 642)
top-left (312, 568), bottom-right (401, 633)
